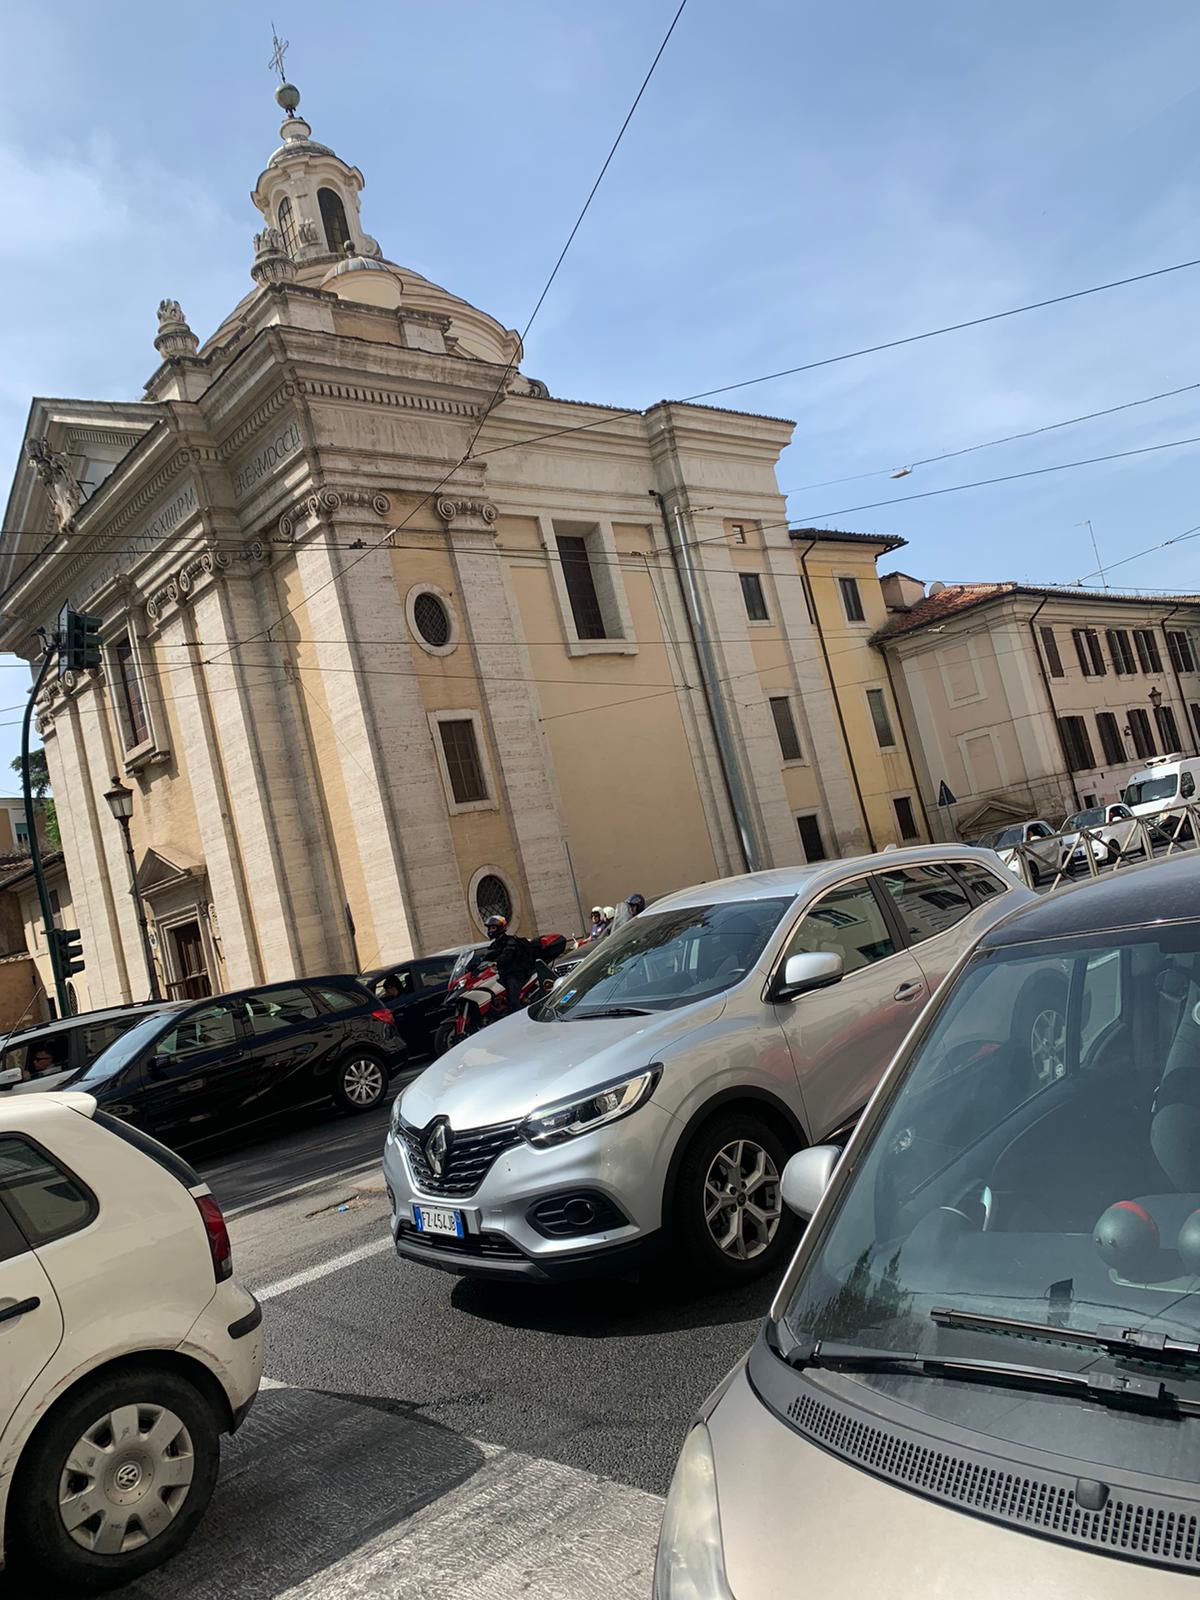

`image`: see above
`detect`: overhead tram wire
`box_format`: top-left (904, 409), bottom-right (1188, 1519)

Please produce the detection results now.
top-left (466, 256), bottom-right (1200, 463)
top-left (782, 380), bottom-right (1200, 495)
top-left (200, 0), bottom-right (689, 670)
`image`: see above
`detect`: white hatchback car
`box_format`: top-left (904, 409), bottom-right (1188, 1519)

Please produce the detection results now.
top-left (0, 1093), bottom-right (262, 1591)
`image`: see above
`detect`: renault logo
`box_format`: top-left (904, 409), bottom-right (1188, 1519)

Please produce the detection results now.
top-left (424, 1119), bottom-right (450, 1178)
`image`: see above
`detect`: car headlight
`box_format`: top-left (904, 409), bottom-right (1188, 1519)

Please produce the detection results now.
top-left (389, 1093), bottom-right (405, 1137)
top-left (521, 1067), bottom-right (660, 1147)
top-left (654, 1424), bottom-right (734, 1600)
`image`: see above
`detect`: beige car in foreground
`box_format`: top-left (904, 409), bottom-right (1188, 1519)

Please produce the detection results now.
top-left (657, 853), bottom-right (1200, 1597)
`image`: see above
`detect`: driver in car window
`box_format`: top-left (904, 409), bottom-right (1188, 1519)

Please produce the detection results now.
top-left (26, 1046), bottom-right (59, 1080)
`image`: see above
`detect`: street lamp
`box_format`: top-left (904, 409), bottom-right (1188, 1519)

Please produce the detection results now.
top-left (1149, 686), bottom-right (1164, 711)
top-left (104, 776), bottom-right (162, 1001)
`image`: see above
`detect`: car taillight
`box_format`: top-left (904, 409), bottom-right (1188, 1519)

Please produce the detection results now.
top-left (196, 1193), bottom-right (232, 1282)
top-left (372, 1008), bottom-right (394, 1024)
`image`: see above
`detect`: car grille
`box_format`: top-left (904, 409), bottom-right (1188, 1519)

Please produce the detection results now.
top-left (397, 1116), bottom-right (524, 1198)
top-left (394, 1220), bottom-right (525, 1260)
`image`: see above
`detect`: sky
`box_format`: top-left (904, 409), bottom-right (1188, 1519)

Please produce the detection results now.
top-left (1, 0), bottom-right (1199, 774)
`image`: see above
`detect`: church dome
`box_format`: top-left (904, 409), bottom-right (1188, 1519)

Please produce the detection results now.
top-left (320, 251), bottom-right (403, 309)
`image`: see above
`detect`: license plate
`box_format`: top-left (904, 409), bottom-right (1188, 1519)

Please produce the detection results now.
top-left (413, 1203), bottom-right (463, 1238)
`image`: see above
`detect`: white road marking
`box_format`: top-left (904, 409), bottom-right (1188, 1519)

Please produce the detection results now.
top-left (254, 1237), bottom-right (393, 1301)
top-left (223, 1161), bottom-right (381, 1219)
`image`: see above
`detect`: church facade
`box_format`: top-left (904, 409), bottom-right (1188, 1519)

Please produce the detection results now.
top-left (0, 83), bottom-right (915, 1006)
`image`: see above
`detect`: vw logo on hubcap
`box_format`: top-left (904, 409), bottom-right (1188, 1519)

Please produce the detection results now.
top-left (424, 1119), bottom-right (450, 1178)
top-left (114, 1462), bottom-right (142, 1491)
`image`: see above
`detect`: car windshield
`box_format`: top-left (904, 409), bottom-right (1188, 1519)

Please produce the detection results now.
top-left (71, 1012), bottom-right (172, 1090)
top-left (975, 826), bottom-right (1023, 849)
top-left (1124, 775), bottom-right (1178, 805)
top-left (541, 897), bottom-right (792, 1018)
top-left (781, 922), bottom-right (1200, 1477)
top-left (1063, 808), bottom-right (1103, 829)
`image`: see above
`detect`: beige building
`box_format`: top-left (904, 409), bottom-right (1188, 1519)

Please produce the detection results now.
top-left (878, 579), bottom-right (1200, 837)
top-left (0, 81), bottom-right (871, 1006)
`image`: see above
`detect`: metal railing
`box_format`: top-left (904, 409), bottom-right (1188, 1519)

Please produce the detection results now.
top-left (1001, 804), bottom-right (1199, 891)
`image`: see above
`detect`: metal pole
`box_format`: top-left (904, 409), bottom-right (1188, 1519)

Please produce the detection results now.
top-left (117, 813), bottom-right (161, 1001)
top-left (21, 634), bottom-right (68, 1016)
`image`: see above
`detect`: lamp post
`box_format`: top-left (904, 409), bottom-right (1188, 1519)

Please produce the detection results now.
top-left (1149, 686), bottom-right (1163, 712)
top-left (104, 777), bottom-right (162, 1001)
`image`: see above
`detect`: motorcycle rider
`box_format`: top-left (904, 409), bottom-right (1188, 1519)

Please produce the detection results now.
top-left (484, 914), bottom-right (541, 1013)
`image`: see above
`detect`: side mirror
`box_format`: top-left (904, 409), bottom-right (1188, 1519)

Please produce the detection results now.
top-left (0, 1066), bottom-right (22, 1089)
top-left (771, 950), bottom-right (843, 1002)
top-left (781, 1144), bottom-right (842, 1220)
top-left (147, 1055), bottom-right (170, 1080)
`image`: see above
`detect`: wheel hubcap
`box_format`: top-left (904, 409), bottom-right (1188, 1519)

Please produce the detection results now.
top-left (1031, 1008), bottom-right (1067, 1083)
top-left (344, 1059), bottom-right (384, 1104)
top-left (58, 1404), bottom-right (194, 1554)
top-left (703, 1138), bottom-right (782, 1260)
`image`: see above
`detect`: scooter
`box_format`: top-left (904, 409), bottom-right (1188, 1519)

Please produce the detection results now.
top-left (432, 933), bottom-right (569, 1055)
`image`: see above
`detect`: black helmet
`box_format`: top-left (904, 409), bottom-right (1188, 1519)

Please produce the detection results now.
top-left (627, 893), bottom-right (645, 913)
top-left (485, 914), bottom-right (508, 936)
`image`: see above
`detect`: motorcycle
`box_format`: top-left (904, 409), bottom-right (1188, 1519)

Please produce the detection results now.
top-left (433, 933), bottom-right (569, 1055)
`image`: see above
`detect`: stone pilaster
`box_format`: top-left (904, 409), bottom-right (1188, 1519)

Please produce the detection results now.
top-left (439, 495), bottom-right (579, 933)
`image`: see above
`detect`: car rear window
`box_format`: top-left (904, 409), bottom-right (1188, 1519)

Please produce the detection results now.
top-left (312, 983), bottom-right (363, 1012)
top-left (244, 987), bottom-right (319, 1032)
top-left (92, 1111), bottom-right (202, 1190)
top-left (0, 1136), bottom-right (96, 1246)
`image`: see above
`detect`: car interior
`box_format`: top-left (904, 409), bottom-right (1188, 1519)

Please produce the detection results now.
top-left (867, 933), bottom-right (1200, 1321)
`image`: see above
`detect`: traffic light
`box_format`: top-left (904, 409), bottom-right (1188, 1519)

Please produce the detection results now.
top-left (58, 607), bottom-right (102, 674)
top-left (50, 927), bottom-right (85, 977)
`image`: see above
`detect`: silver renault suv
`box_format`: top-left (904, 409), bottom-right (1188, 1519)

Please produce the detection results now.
top-left (382, 847), bottom-right (1032, 1286)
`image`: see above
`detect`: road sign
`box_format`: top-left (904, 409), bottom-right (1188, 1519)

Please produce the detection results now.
top-left (936, 781), bottom-right (957, 807)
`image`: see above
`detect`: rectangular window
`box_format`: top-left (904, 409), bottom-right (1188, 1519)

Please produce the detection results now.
top-left (1128, 707), bottom-right (1156, 759)
top-left (244, 987), bottom-right (320, 1034)
top-left (1134, 628), bottom-right (1163, 673)
top-left (114, 635), bottom-right (149, 749)
top-left (892, 795), bottom-right (920, 840)
top-left (1167, 631), bottom-right (1196, 674)
top-left (1071, 628), bottom-right (1105, 677)
top-left (555, 534), bottom-right (607, 640)
top-left (739, 572), bottom-right (769, 623)
top-left (865, 687), bottom-right (896, 748)
top-left (1096, 711), bottom-right (1125, 765)
top-left (838, 576), bottom-right (865, 623)
top-left (768, 696), bottom-right (803, 762)
top-left (1156, 704), bottom-right (1182, 753)
top-left (1191, 703), bottom-right (1200, 745)
top-left (437, 718), bottom-right (489, 805)
top-left (1040, 626), bottom-right (1063, 678)
top-left (796, 813), bottom-right (827, 862)
top-left (1058, 714), bottom-right (1096, 773)
top-left (729, 523), bottom-right (746, 545)
top-left (1106, 629), bottom-right (1136, 675)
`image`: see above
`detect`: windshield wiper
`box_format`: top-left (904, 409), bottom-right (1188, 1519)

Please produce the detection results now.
top-left (776, 1336), bottom-right (1200, 1415)
top-left (932, 1306), bottom-right (1200, 1365)
top-left (568, 1006), bottom-right (653, 1019)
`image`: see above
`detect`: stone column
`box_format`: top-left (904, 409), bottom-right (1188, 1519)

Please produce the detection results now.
top-left (291, 522), bottom-right (467, 959)
top-left (439, 495), bottom-right (579, 933)
top-left (44, 683), bottom-right (135, 1005)
top-left (190, 568), bottom-right (345, 976)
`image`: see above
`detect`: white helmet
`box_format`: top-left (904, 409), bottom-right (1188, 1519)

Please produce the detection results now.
top-left (603, 905), bottom-right (615, 921)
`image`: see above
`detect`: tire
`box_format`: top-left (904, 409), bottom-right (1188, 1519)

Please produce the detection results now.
top-left (1027, 860), bottom-right (1042, 888)
top-left (332, 1051), bottom-right (388, 1113)
top-left (1014, 976), bottom-right (1068, 1087)
top-left (1106, 840), bottom-right (1121, 865)
top-left (7, 1365), bottom-right (220, 1592)
top-left (672, 1111), bottom-right (799, 1288)
top-left (432, 1020), bottom-right (456, 1057)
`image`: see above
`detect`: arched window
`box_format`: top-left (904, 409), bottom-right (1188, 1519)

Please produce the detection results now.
top-left (318, 187), bottom-right (352, 255)
top-left (277, 196), bottom-right (299, 257)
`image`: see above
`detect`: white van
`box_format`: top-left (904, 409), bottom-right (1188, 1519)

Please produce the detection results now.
top-left (1121, 752), bottom-right (1200, 836)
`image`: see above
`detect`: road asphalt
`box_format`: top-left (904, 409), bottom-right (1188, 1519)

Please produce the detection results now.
top-left (0, 1088), bottom-right (766, 1600)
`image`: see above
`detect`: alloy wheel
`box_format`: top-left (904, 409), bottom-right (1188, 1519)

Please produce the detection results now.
top-left (703, 1138), bottom-right (782, 1260)
top-left (342, 1057), bottom-right (385, 1105)
top-left (58, 1404), bottom-right (194, 1555)
top-left (1030, 1007), bottom-right (1067, 1083)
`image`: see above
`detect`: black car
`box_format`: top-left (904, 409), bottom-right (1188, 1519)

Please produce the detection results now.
top-left (65, 975), bottom-right (405, 1143)
top-left (0, 1001), bottom-right (171, 1092)
top-left (361, 948), bottom-right (481, 1058)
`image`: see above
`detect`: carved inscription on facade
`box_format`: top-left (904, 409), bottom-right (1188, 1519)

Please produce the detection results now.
top-left (232, 418), bottom-right (302, 500)
top-left (135, 480), bottom-right (198, 544)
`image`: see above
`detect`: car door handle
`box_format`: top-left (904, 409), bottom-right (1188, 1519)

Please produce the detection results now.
top-left (0, 1296), bottom-right (40, 1325)
top-left (894, 981), bottom-right (925, 1002)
